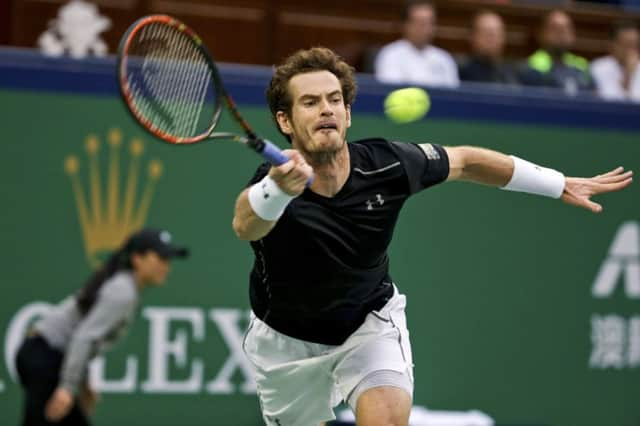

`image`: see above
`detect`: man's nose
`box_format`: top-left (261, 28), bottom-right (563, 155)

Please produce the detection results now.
top-left (320, 98), bottom-right (334, 115)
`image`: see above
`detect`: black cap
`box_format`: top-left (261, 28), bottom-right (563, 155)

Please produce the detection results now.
top-left (126, 228), bottom-right (189, 259)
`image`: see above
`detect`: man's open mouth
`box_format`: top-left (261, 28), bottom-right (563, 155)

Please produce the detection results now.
top-left (315, 122), bottom-right (338, 131)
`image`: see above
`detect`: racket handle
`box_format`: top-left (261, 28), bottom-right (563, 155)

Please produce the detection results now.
top-left (260, 139), bottom-right (314, 186)
top-left (261, 140), bottom-right (290, 165)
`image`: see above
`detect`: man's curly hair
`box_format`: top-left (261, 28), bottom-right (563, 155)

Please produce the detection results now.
top-left (266, 47), bottom-right (357, 141)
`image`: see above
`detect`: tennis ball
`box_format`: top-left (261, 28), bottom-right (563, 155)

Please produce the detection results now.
top-left (384, 87), bottom-right (430, 124)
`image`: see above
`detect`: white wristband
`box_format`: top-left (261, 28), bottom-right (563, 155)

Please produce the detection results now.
top-left (248, 175), bottom-right (295, 221)
top-left (501, 156), bottom-right (565, 199)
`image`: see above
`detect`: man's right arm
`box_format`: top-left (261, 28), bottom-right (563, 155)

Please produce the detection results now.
top-left (232, 150), bottom-right (312, 241)
top-left (232, 188), bottom-right (279, 241)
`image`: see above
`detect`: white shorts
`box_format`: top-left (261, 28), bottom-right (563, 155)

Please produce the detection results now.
top-left (242, 288), bottom-right (414, 425)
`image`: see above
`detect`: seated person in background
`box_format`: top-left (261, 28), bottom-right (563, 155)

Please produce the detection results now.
top-left (520, 9), bottom-right (593, 93)
top-left (458, 11), bottom-right (520, 85)
top-left (591, 21), bottom-right (640, 102)
top-left (375, 0), bottom-right (459, 88)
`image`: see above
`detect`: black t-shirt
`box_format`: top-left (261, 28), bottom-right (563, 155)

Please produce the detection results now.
top-left (247, 138), bottom-right (449, 344)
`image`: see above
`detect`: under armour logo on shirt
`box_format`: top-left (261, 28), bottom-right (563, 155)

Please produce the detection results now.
top-left (366, 194), bottom-right (385, 210)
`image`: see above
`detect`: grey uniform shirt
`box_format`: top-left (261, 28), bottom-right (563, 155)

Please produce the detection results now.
top-left (35, 271), bottom-right (139, 394)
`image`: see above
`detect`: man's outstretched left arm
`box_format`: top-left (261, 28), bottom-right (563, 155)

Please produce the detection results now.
top-left (440, 145), bottom-right (633, 213)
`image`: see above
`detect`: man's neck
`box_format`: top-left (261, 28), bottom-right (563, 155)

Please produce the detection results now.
top-left (306, 144), bottom-right (350, 198)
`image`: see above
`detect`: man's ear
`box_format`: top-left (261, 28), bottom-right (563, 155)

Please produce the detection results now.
top-left (276, 111), bottom-right (293, 135)
top-left (346, 104), bottom-right (352, 129)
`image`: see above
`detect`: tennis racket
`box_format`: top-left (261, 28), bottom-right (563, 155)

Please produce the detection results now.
top-left (117, 14), bottom-right (296, 171)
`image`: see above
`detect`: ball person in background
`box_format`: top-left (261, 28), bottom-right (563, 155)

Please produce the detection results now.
top-left (15, 228), bottom-right (189, 425)
top-left (232, 47), bottom-right (633, 426)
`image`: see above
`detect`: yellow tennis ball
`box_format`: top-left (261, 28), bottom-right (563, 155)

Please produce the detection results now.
top-left (384, 87), bottom-right (430, 124)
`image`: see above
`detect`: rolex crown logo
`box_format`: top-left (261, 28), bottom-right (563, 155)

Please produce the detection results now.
top-left (64, 129), bottom-right (163, 267)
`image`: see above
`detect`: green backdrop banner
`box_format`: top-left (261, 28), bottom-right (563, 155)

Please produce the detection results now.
top-left (1, 88), bottom-right (638, 426)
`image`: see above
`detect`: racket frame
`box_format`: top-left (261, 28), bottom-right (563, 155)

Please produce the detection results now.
top-left (117, 14), bottom-right (294, 169)
top-left (119, 14), bottom-right (240, 145)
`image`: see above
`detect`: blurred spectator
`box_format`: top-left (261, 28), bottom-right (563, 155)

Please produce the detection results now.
top-left (591, 21), bottom-right (640, 101)
top-left (38, 0), bottom-right (110, 59)
top-left (374, 0), bottom-right (459, 87)
top-left (458, 11), bottom-right (520, 85)
top-left (519, 10), bottom-right (593, 94)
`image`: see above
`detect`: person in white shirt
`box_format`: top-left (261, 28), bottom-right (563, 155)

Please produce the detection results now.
top-left (374, 0), bottom-right (459, 88)
top-left (591, 20), bottom-right (640, 102)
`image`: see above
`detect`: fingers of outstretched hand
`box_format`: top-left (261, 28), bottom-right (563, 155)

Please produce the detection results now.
top-left (587, 201), bottom-right (603, 213)
top-left (593, 167), bottom-right (633, 182)
top-left (596, 170), bottom-right (633, 185)
top-left (595, 166), bottom-right (625, 179)
top-left (608, 177), bottom-right (633, 191)
top-left (563, 169), bottom-right (632, 213)
top-left (592, 176), bottom-right (633, 195)
top-left (562, 189), bottom-right (603, 213)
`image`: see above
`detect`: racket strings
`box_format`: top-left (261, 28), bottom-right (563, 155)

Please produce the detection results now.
top-left (159, 25), bottom-right (210, 137)
top-left (125, 22), bottom-right (215, 138)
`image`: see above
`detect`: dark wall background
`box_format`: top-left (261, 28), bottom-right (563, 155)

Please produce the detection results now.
top-left (4, 0), bottom-right (640, 71)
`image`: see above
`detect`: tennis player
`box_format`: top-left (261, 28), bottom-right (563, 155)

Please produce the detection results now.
top-left (232, 47), bottom-right (632, 426)
top-left (15, 228), bottom-right (188, 425)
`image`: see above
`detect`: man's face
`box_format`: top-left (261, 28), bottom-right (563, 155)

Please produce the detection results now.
top-left (276, 71), bottom-right (351, 155)
top-left (404, 5), bottom-right (436, 49)
top-left (611, 28), bottom-right (639, 63)
top-left (471, 13), bottom-right (505, 59)
top-left (541, 11), bottom-right (575, 53)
